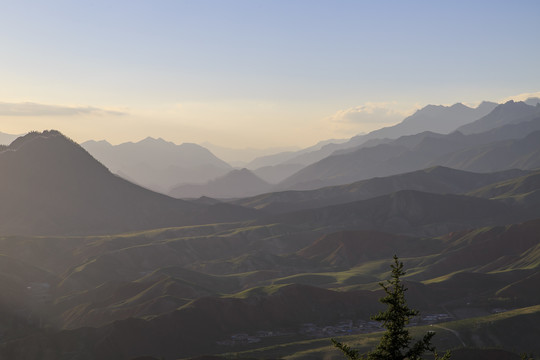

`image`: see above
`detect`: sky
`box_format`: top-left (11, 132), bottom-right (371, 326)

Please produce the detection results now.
top-left (1, 0), bottom-right (539, 149)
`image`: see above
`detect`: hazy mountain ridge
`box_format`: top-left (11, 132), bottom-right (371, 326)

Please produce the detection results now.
top-left (50, 99), bottom-right (530, 199)
top-left (252, 163), bottom-right (305, 184)
top-left (278, 104), bottom-right (540, 190)
top-left (242, 101), bottom-right (497, 172)
top-left (433, 129), bottom-right (540, 172)
top-left (456, 100), bottom-right (540, 134)
top-left (82, 137), bottom-right (233, 193)
top-left (246, 138), bottom-right (349, 169)
top-left (364, 101), bottom-right (498, 138)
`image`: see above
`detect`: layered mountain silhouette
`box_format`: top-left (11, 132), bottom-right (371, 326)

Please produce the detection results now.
top-left (234, 166), bottom-right (529, 214)
top-left (456, 100), bottom-right (540, 134)
top-left (0, 131), bottom-right (256, 235)
top-left (434, 130), bottom-right (540, 172)
top-left (252, 163), bottom-right (305, 184)
top-left (169, 168), bottom-right (272, 199)
top-left (363, 101), bottom-right (498, 139)
top-left (245, 101), bottom-right (498, 171)
top-left (201, 142), bottom-right (303, 167)
top-left (278, 102), bottom-right (540, 190)
top-left (82, 137), bottom-right (232, 193)
top-left (246, 138), bottom-right (348, 169)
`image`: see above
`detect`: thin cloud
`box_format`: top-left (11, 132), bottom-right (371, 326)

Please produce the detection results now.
top-left (0, 102), bottom-right (126, 117)
top-left (501, 91), bottom-right (540, 103)
top-left (327, 102), bottom-right (415, 124)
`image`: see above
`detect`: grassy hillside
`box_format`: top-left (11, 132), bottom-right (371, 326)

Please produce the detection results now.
top-left (0, 215), bottom-right (538, 359)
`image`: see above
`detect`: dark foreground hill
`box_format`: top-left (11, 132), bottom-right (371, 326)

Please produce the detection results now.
top-left (0, 284), bottom-right (382, 360)
top-left (0, 131), bottom-right (257, 235)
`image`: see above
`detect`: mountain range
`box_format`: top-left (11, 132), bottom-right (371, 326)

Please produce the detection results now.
top-left (234, 166), bottom-right (529, 214)
top-left (278, 101), bottom-right (540, 190)
top-left (1, 96), bottom-right (540, 360)
top-left (243, 101), bottom-right (498, 171)
top-left (76, 99), bottom-right (540, 199)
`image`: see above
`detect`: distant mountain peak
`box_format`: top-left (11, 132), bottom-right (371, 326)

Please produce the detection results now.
top-left (138, 136), bottom-right (171, 145)
top-left (455, 99), bottom-right (540, 135)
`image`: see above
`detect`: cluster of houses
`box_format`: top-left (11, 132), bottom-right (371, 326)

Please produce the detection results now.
top-left (216, 312), bottom-right (458, 346)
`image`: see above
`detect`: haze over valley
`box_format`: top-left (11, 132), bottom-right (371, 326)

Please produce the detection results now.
top-left (1, 1), bottom-right (540, 359)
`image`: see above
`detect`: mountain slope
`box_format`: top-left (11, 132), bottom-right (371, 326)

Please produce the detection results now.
top-left (234, 166), bottom-right (528, 214)
top-left (434, 130), bottom-right (540, 173)
top-left (0, 131), bottom-right (257, 235)
top-left (278, 132), bottom-right (472, 190)
top-left (246, 138), bottom-right (348, 169)
top-left (468, 169), bottom-right (540, 201)
top-left (456, 100), bottom-right (540, 134)
top-left (252, 163), bottom-right (305, 184)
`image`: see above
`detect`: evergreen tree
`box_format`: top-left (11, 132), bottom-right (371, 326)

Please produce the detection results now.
top-left (332, 255), bottom-right (450, 360)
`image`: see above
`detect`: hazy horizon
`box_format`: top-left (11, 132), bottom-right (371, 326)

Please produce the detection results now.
top-left (1, 0), bottom-right (539, 148)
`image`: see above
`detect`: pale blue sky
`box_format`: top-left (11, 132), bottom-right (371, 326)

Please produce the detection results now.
top-left (1, 0), bottom-right (539, 147)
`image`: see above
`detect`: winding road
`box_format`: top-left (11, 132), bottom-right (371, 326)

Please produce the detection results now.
top-left (431, 324), bottom-right (466, 347)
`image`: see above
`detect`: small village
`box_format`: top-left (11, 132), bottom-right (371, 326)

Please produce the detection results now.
top-left (216, 313), bottom-right (455, 346)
